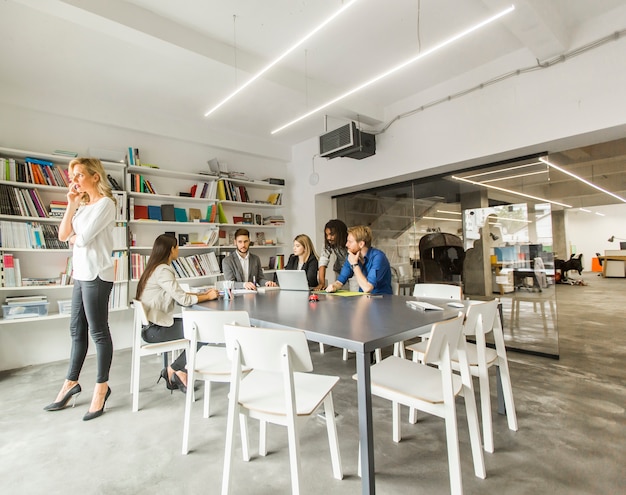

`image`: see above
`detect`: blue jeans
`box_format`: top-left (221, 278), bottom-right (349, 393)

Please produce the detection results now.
top-left (66, 277), bottom-right (114, 383)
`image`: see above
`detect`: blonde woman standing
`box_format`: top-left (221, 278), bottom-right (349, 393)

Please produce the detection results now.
top-left (44, 158), bottom-right (116, 421)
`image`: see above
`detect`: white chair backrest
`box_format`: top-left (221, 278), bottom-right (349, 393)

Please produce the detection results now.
top-left (182, 310), bottom-right (250, 344)
top-left (133, 299), bottom-right (149, 327)
top-left (413, 283), bottom-right (462, 300)
top-left (224, 325), bottom-right (313, 373)
top-left (462, 300), bottom-right (499, 337)
top-left (422, 313), bottom-right (464, 366)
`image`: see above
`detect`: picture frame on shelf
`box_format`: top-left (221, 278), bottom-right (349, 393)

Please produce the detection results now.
top-left (178, 233), bottom-right (189, 246)
top-left (243, 212), bottom-right (254, 224)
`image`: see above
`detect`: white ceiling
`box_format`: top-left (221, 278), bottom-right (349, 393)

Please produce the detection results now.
top-left (1, 0), bottom-right (626, 153)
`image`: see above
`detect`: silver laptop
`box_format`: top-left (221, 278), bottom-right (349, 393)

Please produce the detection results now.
top-left (275, 270), bottom-right (311, 291)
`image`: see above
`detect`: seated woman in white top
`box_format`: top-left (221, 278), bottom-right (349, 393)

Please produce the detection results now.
top-left (136, 234), bottom-right (218, 393)
top-left (284, 234), bottom-right (319, 288)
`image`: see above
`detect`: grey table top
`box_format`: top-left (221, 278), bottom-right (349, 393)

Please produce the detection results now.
top-left (196, 291), bottom-right (460, 352)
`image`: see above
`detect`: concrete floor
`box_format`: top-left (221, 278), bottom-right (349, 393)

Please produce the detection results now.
top-left (1, 273), bottom-right (625, 494)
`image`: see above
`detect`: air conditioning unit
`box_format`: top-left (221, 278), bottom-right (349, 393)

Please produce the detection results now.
top-left (319, 121), bottom-right (376, 159)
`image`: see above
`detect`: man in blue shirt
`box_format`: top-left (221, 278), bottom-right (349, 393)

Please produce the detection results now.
top-left (326, 225), bottom-right (393, 295)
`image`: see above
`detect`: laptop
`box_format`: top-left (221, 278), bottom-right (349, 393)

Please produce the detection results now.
top-left (275, 270), bottom-right (311, 291)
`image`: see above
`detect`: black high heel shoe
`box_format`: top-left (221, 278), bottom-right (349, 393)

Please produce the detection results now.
top-left (44, 384), bottom-right (82, 411)
top-left (83, 386), bottom-right (111, 421)
top-left (157, 368), bottom-right (178, 393)
top-left (170, 372), bottom-right (187, 394)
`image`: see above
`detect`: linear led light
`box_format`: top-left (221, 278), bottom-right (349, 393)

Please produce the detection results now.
top-left (271, 4), bottom-right (515, 134)
top-left (204, 0), bottom-right (360, 117)
top-left (595, 212), bottom-right (606, 216)
top-left (539, 157), bottom-right (626, 203)
top-left (579, 208), bottom-right (592, 213)
top-left (480, 170), bottom-right (547, 184)
top-left (436, 210), bottom-right (462, 215)
top-left (452, 175), bottom-right (573, 208)
top-left (462, 161), bottom-right (544, 179)
top-left (422, 216), bottom-right (462, 222)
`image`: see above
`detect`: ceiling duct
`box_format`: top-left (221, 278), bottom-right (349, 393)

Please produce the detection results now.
top-left (319, 121), bottom-right (376, 160)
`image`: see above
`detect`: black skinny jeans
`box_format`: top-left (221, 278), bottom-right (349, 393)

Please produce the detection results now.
top-left (67, 277), bottom-right (114, 383)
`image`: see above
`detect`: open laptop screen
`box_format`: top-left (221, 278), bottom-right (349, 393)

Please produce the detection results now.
top-left (275, 270), bottom-right (311, 291)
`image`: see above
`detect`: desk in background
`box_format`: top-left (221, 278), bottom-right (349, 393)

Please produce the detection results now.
top-left (599, 250), bottom-right (626, 277)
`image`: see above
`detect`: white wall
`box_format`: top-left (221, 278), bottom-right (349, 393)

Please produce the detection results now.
top-left (564, 204), bottom-right (626, 271)
top-left (286, 36), bottom-right (626, 254)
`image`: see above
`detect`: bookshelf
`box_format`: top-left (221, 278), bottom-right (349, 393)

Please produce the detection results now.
top-left (126, 165), bottom-right (223, 292)
top-left (215, 177), bottom-right (285, 272)
top-left (0, 147), bottom-right (128, 324)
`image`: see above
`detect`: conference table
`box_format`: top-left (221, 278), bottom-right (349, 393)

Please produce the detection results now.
top-left (197, 290), bottom-right (459, 495)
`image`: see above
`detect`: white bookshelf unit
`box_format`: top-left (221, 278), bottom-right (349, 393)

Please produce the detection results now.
top-left (0, 147), bottom-right (128, 324)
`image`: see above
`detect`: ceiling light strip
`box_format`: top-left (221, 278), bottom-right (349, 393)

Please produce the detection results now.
top-left (462, 161), bottom-right (544, 179)
top-left (422, 216), bottom-right (463, 222)
top-left (452, 175), bottom-right (573, 208)
top-left (480, 170), bottom-right (548, 184)
top-left (271, 4), bottom-right (515, 134)
top-left (204, 0), bottom-right (360, 117)
top-left (539, 157), bottom-right (626, 203)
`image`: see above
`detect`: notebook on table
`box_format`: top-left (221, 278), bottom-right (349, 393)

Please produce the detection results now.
top-left (275, 270), bottom-right (311, 291)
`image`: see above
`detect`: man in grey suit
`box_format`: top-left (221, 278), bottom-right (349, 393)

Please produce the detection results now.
top-left (222, 228), bottom-right (277, 290)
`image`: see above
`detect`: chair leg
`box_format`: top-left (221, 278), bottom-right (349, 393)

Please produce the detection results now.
top-left (408, 351), bottom-right (419, 424)
top-left (203, 381), bottom-right (211, 418)
top-left (319, 343), bottom-right (325, 354)
top-left (443, 401), bottom-right (463, 495)
top-left (258, 419), bottom-right (267, 457)
top-left (240, 414), bottom-right (251, 461)
top-left (393, 341), bottom-right (406, 359)
top-left (392, 401), bottom-right (401, 443)
top-left (131, 352), bottom-right (141, 413)
top-left (323, 394), bottom-right (343, 480)
top-left (463, 382), bottom-right (486, 479)
top-left (286, 415), bottom-right (302, 495)
top-left (374, 348), bottom-right (382, 363)
top-left (477, 368), bottom-right (494, 453)
top-left (342, 348), bottom-right (349, 361)
top-left (497, 361), bottom-right (518, 431)
top-left (181, 373), bottom-right (195, 455)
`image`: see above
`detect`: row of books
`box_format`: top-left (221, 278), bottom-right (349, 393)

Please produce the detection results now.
top-left (190, 180), bottom-right (217, 199)
top-left (0, 252), bottom-right (127, 288)
top-left (217, 179), bottom-right (250, 203)
top-left (128, 173), bottom-right (158, 194)
top-left (1, 156), bottom-right (70, 187)
top-left (0, 221), bottom-right (68, 249)
top-left (268, 254), bottom-right (285, 270)
top-left (263, 215), bottom-right (285, 226)
top-left (0, 184), bottom-right (48, 218)
top-left (109, 282), bottom-right (128, 310)
top-left (130, 251), bottom-right (221, 280)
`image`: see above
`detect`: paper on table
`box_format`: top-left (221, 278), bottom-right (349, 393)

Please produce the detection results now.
top-left (406, 300), bottom-right (443, 311)
top-left (325, 290), bottom-right (368, 297)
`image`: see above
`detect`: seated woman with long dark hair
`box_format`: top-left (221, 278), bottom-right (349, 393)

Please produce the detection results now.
top-left (135, 234), bottom-right (218, 393)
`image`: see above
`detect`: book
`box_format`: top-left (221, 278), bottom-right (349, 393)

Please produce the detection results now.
top-left (134, 205), bottom-right (149, 220)
top-left (174, 208), bottom-right (188, 222)
top-left (161, 204), bottom-right (176, 221)
top-left (188, 208), bottom-right (202, 221)
top-left (147, 205), bottom-right (162, 221)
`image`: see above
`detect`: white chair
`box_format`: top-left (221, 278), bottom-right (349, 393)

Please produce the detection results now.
top-left (130, 299), bottom-right (188, 412)
top-left (363, 313), bottom-right (485, 494)
top-left (180, 309), bottom-right (251, 455)
top-left (222, 325), bottom-right (343, 495)
top-left (413, 283), bottom-right (463, 299)
top-left (391, 283), bottom-right (463, 358)
top-left (407, 299), bottom-right (518, 453)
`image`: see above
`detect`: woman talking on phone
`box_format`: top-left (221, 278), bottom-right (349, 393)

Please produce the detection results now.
top-left (43, 158), bottom-right (117, 421)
